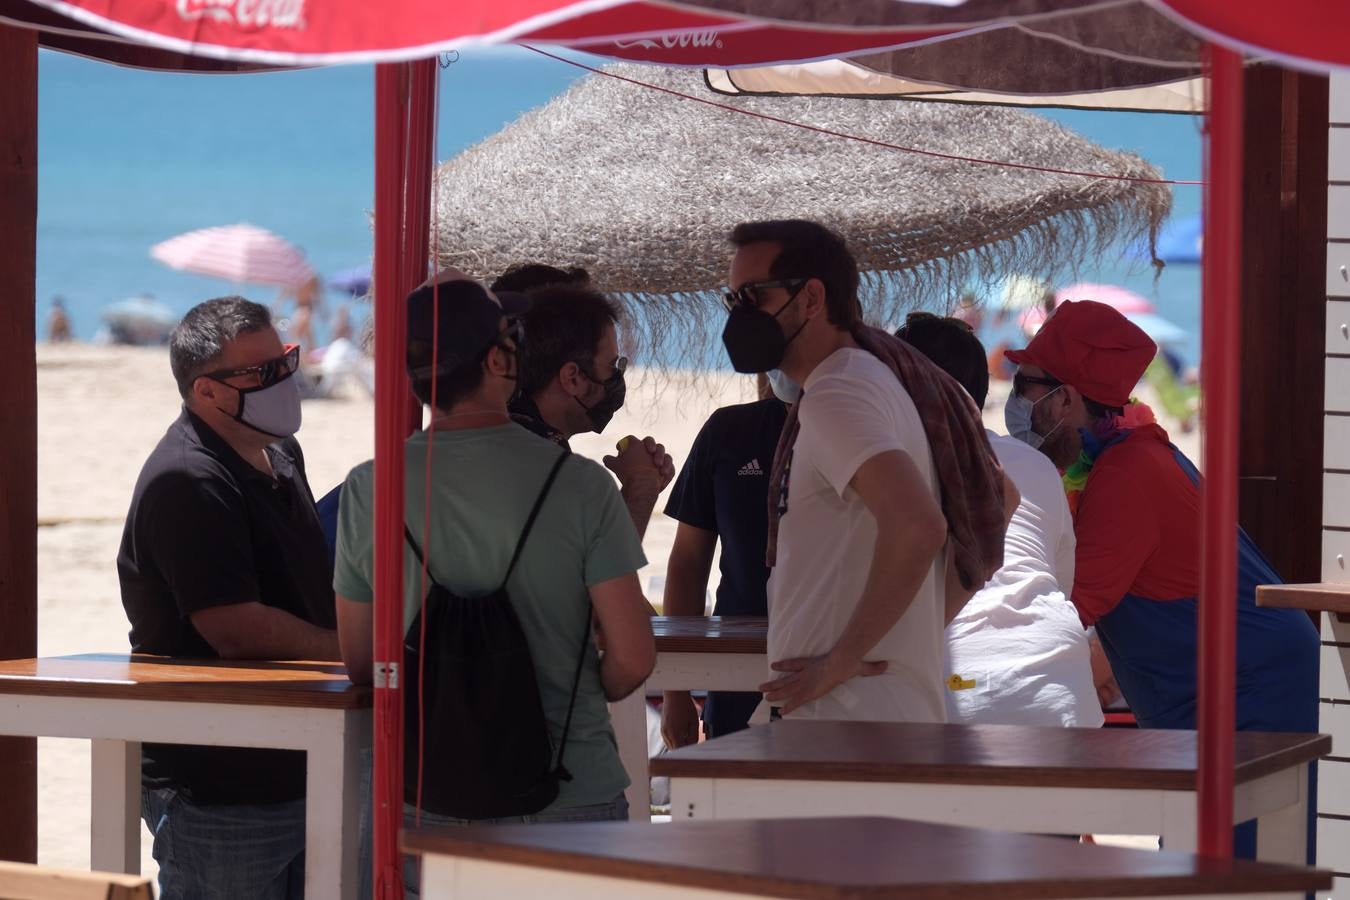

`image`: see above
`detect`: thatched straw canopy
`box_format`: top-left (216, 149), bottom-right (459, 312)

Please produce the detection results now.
top-left (433, 64), bottom-right (1171, 363)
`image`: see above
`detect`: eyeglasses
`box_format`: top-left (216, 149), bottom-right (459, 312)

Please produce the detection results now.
top-left (1012, 370), bottom-right (1062, 398)
top-left (203, 344), bottom-right (300, 389)
top-left (722, 279), bottom-right (808, 313)
top-left (580, 354), bottom-right (628, 384)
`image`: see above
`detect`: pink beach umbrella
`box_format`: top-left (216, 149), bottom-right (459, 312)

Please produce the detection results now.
top-left (151, 223), bottom-right (316, 288)
top-left (1053, 282), bottom-right (1156, 314)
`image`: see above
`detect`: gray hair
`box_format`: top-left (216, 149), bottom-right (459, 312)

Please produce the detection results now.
top-left (169, 296), bottom-right (272, 398)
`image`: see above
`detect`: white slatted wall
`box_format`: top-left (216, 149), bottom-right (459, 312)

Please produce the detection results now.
top-left (1322, 71), bottom-right (1350, 898)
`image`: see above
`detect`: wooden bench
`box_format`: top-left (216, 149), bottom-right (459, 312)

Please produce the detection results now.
top-left (650, 719), bottom-right (1329, 867)
top-left (0, 653), bottom-right (371, 900)
top-left (0, 860), bottom-right (153, 900)
top-left (401, 815), bottom-right (1332, 899)
top-left (611, 616), bottom-right (768, 819)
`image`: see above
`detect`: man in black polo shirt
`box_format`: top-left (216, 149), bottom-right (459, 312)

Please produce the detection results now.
top-left (659, 374), bottom-right (793, 747)
top-left (118, 296), bottom-right (338, 900)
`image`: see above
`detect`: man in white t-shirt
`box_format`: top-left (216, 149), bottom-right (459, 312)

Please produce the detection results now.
top-left (897, 313), bottom-right (1101, 728)
top-left (720, 220), bottom-right (953, 722)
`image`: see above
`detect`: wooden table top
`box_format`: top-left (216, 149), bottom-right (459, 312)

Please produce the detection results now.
top-left (0, 653), bottom-right (371, 709)
top-left (403, 816), bottom-right (1330, 899)
top-left (1256, 582), bottom-right (1350, 614)
top-left (652, 616), bottom-right (767, 654)
top-left (649, 720), bottom-right (1330, 790)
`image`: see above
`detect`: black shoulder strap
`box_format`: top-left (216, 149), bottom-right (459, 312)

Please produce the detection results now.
top-left (498, 449), bottom-right (571, 591)
top-left (552, 604), bottom-right (592, 783)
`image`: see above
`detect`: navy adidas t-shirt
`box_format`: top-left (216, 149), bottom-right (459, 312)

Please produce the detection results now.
top-left (664, 398), bottom-right (788, 617)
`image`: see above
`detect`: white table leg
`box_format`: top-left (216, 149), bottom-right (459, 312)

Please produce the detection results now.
top-left (1255, 762), bottom-right (1309, 865)
top-left (609, 691), bottom-right (649, 821)
top-left (90, 738), bottom-right (139, 875)
top-left (1156, 790), bottom-right (1198, 853)
top-left (303, 708), bottom-right (369, 900)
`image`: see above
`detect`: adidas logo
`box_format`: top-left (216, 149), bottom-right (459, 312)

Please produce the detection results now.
top-left (737, 459), bottom-right (764, 476)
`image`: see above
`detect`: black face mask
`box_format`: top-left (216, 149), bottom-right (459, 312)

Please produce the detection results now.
top-left (576, 368), bottom-right (626, 433)
top-left (721, 289), bottom-right (808, 374)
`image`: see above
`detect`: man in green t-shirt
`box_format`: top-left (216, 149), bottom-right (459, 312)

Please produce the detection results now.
top-left (333, 271), bottom-right (656, 840)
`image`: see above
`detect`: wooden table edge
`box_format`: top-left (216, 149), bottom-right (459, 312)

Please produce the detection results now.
top-left (0, 675), bottom-right (372, 709)
top-left (400, 829), bottom-right (1333, 899)
top-left (1256, 582), bottom-right (1350, 614)
top-left (649, 732), bottom-right (1331, 789)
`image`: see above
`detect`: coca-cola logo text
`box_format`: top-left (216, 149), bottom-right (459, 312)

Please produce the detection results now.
top-left (613, 31), bottom-right (723, 51)
top-left (177, 0), bottom-right (305, 30)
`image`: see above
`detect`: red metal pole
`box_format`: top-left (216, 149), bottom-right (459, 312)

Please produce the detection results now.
top-left (401, 58), bottom-right (438, 433)
top-left (371, 61), bottom-right (410, 899)
top-left (1197, 43), bottom-right (1243, 859)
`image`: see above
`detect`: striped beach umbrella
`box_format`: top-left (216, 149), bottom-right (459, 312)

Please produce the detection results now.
top-left (150, 223), bottom-right (316, 288)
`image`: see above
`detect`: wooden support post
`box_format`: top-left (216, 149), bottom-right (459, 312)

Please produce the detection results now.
top-left (1238, 65), bottom-right (1329, 584)
top-left (0, 23), bottom-right (39, 864)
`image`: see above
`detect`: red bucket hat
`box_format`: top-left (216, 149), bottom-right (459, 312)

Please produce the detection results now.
top-left (1004, 300), bottom-right (1156, 408)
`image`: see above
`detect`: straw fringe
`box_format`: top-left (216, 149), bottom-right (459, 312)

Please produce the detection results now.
top-left (429, 64), bottom-right (1171, 370)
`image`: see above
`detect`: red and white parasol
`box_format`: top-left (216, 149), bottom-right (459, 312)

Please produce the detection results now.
top-left (150, 223), bottom-right (316, 288)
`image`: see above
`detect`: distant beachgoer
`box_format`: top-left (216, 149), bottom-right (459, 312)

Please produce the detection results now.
top-left (504, 282), bottom-right (674, 539)
top-left (723, 219), bottom-right (1013, 722)
top-left (330, 302), bottom-right (353, 343)
top-left (660, 380), bottom-right (789, 748)
top-left (1003, 299), bottom-right (1319, 858)
top-left (896, 312), bottom-right (1102, 729)
top-left (47, 297), bottom-right (72, 342)
top-left (117, 296), bottom-right (337, 900)
top-left (333, 272), bottom-right (654, 895)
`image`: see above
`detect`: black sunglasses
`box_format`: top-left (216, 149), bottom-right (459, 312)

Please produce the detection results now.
top-left (1012, 370), bottom-right (1062, 398)
top-left (203, 344), bottom-right (300, 389)
top-left (722, 278), bottom-right (808, 313)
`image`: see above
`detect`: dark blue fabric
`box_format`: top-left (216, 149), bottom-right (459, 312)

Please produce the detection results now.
top-left (665, 398), bottom-right (787, 738)
top-left (316, 483), bottom-right (342, 571)
top-left (1091, 445), bottom-right (1320, 860)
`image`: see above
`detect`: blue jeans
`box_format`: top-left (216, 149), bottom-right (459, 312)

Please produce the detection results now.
top-left (401, 795), bottom-right (628, 899)
top-left (142, 787), bottom-right (306, 900)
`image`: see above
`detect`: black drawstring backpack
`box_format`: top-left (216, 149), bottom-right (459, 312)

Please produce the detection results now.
top-left (402, 449), bottom-right (590, 819)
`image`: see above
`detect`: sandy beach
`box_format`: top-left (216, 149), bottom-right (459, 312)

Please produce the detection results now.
top-left (33, 341), bottom-right (1193, 876)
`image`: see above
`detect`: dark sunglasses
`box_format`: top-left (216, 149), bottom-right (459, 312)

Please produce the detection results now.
top-left (203, 344), bottom-right (300, 389)
top-left (579, 354), bottom-right (628, 384)
top-left (1012, 370), bottom-right (1062, 398)
top-left (722, 278), bottom-right (807, 313)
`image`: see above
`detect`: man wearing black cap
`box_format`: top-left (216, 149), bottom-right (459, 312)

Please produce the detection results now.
top-left (332, 272), bottom-right (655, 843)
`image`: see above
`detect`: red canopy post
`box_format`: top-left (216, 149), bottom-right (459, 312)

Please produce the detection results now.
top-left (371, 57), bottom-right (438, 898)
top-left (0, 21), bottom-right (39, 865)
top-left (371, 61), bottom-right (410, 899)
top-left (1197, 43), bottom-right (1244, 858)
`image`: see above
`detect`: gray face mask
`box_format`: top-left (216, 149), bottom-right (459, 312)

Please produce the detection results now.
top-left (1004, 385), bottom-right (1063, 450)
top-left (767, 369), bottom-right (802, 405)
top-left (222, 373), bottom-right (303, 439)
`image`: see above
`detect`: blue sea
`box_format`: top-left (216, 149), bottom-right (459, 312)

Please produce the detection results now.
top-left (36, 47), bottom-right (1205, 364)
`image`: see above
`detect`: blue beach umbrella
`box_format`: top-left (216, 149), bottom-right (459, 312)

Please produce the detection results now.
top-left (327, 264), bottom-right (371, 297)
top-left (1154, 213), bottom-right (1202, 264)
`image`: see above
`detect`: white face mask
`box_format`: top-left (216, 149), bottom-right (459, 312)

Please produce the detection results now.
top-left (1004, 385), bottom-right (1063, 450)
top-left (223, 372), bottom-right (303, 439)
top-left (767, 369), bottom-right (802, 405)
